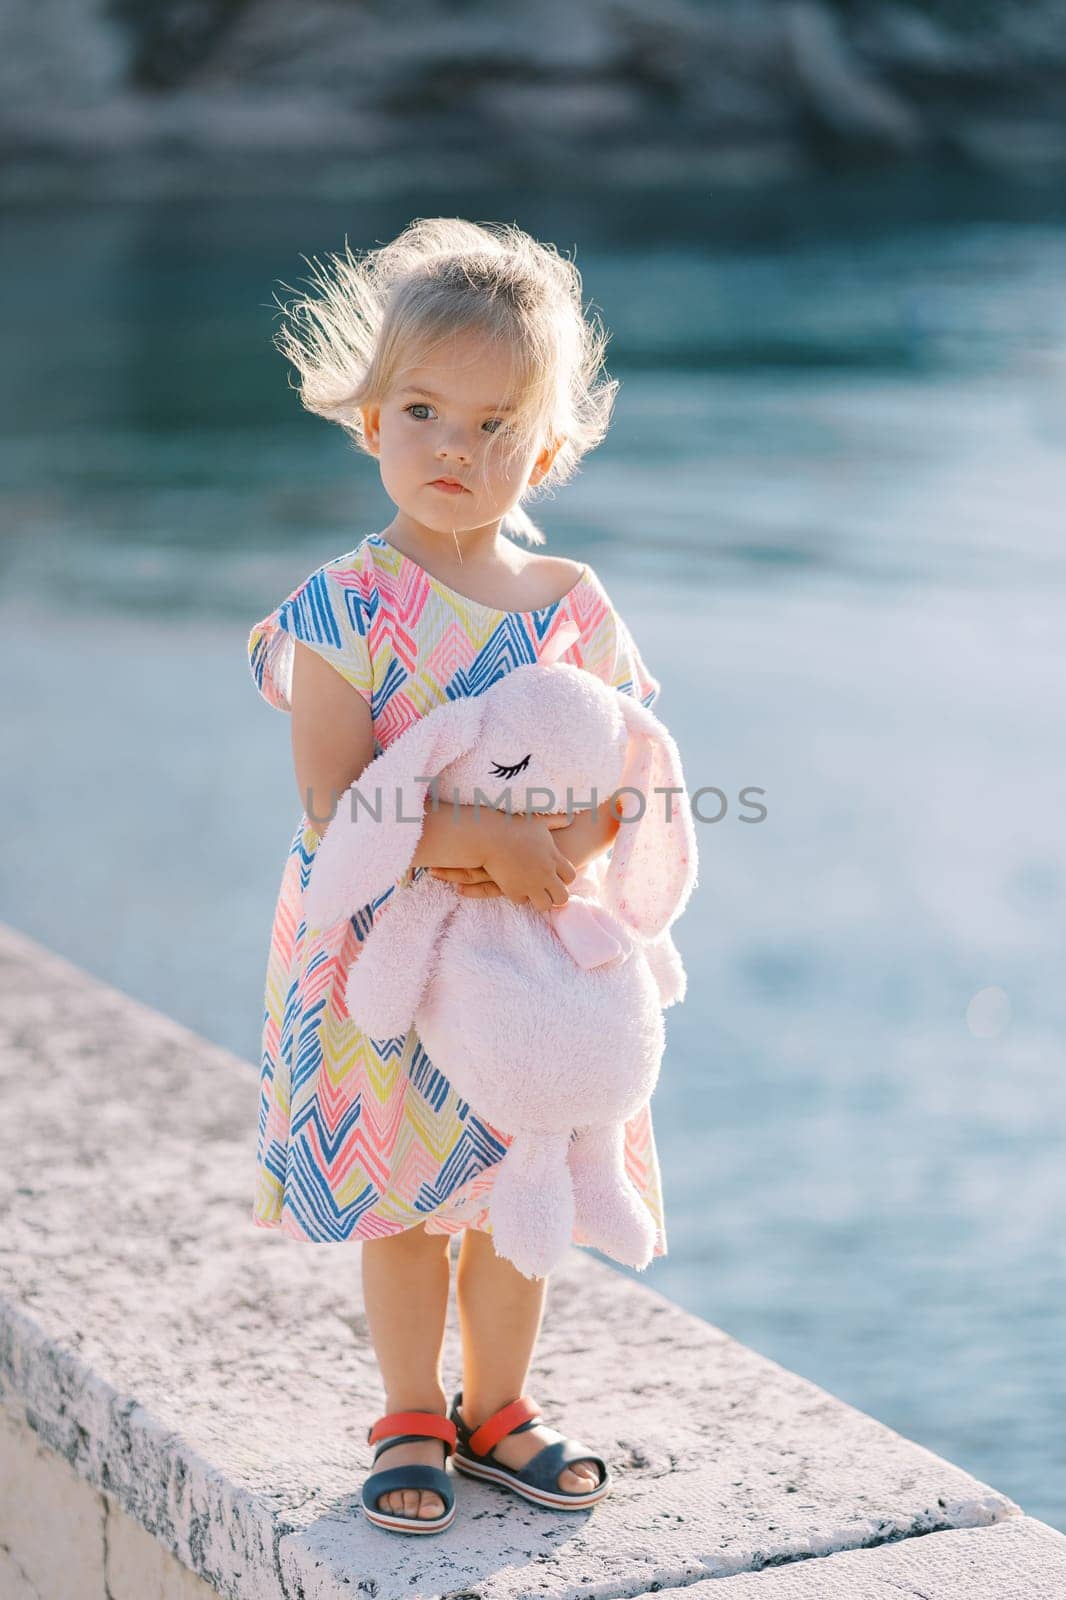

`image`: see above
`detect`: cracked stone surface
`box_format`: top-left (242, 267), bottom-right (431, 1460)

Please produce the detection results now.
top-left (649, 1515), bottom-right (1066, 1597)
top-left (0, 921), bottom-right (1055, 1600)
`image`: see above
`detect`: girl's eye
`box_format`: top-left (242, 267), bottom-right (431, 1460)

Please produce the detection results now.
top-left (490, 755), bottom-right (531, 780)
top-left (403, 402), bottom-right (507, 433)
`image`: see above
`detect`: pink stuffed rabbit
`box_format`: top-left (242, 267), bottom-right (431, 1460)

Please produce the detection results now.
top-left (303, 619), bottom-right (698, 1279)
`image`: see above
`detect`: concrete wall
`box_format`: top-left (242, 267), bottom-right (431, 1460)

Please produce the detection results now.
top-left (0, 1403), bottom-right (217, 1599)
top-left (2, 920), bottom-right (1065, 1599)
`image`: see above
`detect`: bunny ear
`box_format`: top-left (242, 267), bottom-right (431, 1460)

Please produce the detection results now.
top-left (601, 696), bottom-right (698, 940)
top-left (303, 695), bottom-right (485, 929)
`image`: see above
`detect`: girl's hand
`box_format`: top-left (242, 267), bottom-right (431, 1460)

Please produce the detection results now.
top-left (433, 811), bottom-right (576, 912)
top-left (429, 865), bottom-right (503, 897)
top-left (430, 797), bottom-right (624, 901)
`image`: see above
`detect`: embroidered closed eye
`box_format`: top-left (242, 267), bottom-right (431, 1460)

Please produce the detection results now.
top-left (490, 754), bottom-right (532, 780)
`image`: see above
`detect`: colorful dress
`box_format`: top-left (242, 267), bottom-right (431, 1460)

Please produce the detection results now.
top-left (247, 531), bottom-right (668, 1257)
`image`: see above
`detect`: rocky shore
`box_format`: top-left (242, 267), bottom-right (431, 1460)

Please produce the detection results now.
top-left (4, 0), bottom-right (1066, 202)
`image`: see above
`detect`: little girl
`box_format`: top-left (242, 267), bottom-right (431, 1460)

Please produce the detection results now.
top-left (248, 217), bottom-right (667, 1535)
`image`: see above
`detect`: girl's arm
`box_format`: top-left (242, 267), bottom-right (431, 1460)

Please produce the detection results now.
top-left (412, 797), bottom-right (577, 873)
top-left (292, 641), bottom-right (376, 839)
top-left (410, 796), bottom-right (511, 871)
top-left (425, 717), bottom-right (640, 897)
top-left (429, 793), bottom-right (622, 897)
top-left (554, 793), bottom-right (623, 872)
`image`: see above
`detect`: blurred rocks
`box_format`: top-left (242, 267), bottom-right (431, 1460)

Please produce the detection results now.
top-left (2, 0), bottom-right (1066, 199)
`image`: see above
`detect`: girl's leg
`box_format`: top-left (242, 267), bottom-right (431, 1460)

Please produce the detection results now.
top-left (361, 1221), bottom-right (453, 1519)
top-left (454, 1224), bottom-right (601, 1492)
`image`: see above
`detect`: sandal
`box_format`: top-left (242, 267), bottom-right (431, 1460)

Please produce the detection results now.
top-left (361, 1409), bottom-right (458, 1534)
top-left (448, 1389), bottom-right (612, 1510)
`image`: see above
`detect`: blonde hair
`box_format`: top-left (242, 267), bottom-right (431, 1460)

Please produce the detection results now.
top-left (270, 217), bottom-right (619, 546)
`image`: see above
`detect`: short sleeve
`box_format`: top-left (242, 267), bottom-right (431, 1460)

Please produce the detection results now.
top-left (577, 567), bottom-right (662, 710)
top-left (248, 561), bottom-right (375, 714)
top-left (610, 611), bottom-right (661, 711)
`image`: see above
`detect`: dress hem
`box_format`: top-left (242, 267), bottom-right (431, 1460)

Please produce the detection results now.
top-left (250, 1203), bottom-right (667, 1261)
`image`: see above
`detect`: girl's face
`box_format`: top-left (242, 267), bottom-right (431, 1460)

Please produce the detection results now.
top-left (360, 331), bottom-right (561, 539)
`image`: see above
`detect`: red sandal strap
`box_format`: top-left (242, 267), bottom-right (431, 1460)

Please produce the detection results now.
top-left (367, 1411), bottom-right (457, 1452)
top-left (469, 1395), bottom-right (541, 1457)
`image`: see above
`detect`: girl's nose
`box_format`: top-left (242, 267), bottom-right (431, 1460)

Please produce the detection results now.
top-left (436, 435), bottom-right (472, 463)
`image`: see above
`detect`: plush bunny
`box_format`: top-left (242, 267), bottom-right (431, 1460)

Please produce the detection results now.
top-left (303, 619), bottom-right (698, 1279)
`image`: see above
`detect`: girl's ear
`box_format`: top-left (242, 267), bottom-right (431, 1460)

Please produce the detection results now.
top-left (303, 695), bottom-right (485, 929)
top-left (601, 696), bottom-right (698, 941)
top-left (360, 404), bottom-right (381, 454)
top-left (528, 432), bottom-right (564, 486)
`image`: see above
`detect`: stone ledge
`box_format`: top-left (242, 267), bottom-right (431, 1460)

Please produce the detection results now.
top-left (0, 920), bottom-right (1059, 1599)
top-left (0, 1400), bottom-right (217, 1600)
top-left (650, 1516), bottom-right (1066, 1597)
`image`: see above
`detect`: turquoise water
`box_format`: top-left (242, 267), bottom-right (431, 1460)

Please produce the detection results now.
top-left (3, 186), bottom-right (1064, 1531)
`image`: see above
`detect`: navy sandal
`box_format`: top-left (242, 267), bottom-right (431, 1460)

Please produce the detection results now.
top-left (448, 1389), bottom-right (611, 1510)
top-left (361, 1408), bottom-right (458, 1534)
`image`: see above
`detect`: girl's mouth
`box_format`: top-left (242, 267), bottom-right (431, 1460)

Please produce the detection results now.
top-left (430, 479), bottom-right (469, 494)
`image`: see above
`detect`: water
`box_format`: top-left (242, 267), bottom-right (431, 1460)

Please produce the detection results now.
top-left (2, 182), bottom-right (1064, 1531)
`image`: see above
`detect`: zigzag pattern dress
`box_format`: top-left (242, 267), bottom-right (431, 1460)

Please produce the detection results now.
top-left (247, 531), bottom-right (668, 1256)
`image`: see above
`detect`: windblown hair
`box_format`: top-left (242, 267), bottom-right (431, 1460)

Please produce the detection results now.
top-left (270, 217), bottom-right (619, 545)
